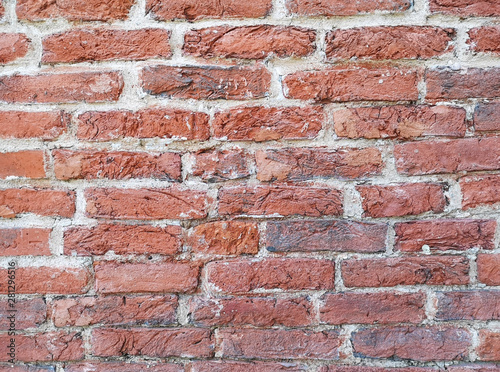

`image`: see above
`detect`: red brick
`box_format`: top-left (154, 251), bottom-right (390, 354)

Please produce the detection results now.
top-left (0, 332), bottom-right (83, 362)
top-left (190, 361), bottom-right (306, 372)
top-left (0, 33), bottom-right (30, 63)
top-left (0, 228), bottom-right (51, 256)
top-left (219, 185), bottom-right (342, 217)
top-left (187, 221), bottom-right (259, 255)
top-left (430, 0), bottom-right (500, 17)
top-left (0, 298), bottom-right (46, 330)
top-left (426, 68), bottom-right (500, 100)
top-left (436, 290), bottom-right (500, 320)
top-left (283, 66), bottom-right (419, 102)
top-left (287, 0), bottom-right (411, 16)
top-left (64, 224), bottom-right (182, 256)
top-left (256, 147), bottom-right (383, 181)
top-left (65, 363), bottom-right (182, 372)
top-left (213, 106), bottom-right (323, 141)
top-left (320, 292), bottom-right (426, 325)
top-left (334, 105), bottom-right (466, 139)
top-left (219, 328), bottom-right (340, 359)
top-left (94, 261), bottom-right (199, 293)
top-left (477, 254), bottom-right (500, 286)
top-left (266, 220), bottom-right (387, 253)
top-left (141, 65), bottom-right (270, 100)
top-left (0, 151), bottom-right (45, 179)
top-left (469, 27), bottom-right (500, 55)
top-left (478, 330), bottom-right (500, 361)
top-left (447, 367), bottom-right (500, 372)
top-left (395, 219), bottom-right (496, 252)
top-left (92, 327), bottom-right (213, 358)
top-left (206, 258), bottom-right (335, 293)
top-left (0, 3), bottom-right (4, 18)
top-left (53, 150), bottom-right (181, 181)
top-left (189, 296), bottom-right (313, 327)
top-left (342, 256), bottom-right (469, 287)
top-left (326, 26), bottom-right (454, 60)
top-left (0, 266), bottom-right (90, 294)
top-left (43, 29), bottom-right (170, 63)
top-left (76, 108), bottom-right (210, 141)
top-left (190, 149), bottom-right (251, 182)
top-left (184, 26), bottom-right (315, 59)
top-left (85, 188), bottom-right (208, 220)
top-left (395, 137), bottom-right (500, 175)
top-left (352, 326), bottom-right (471, 361)
top-left (0, 188), bottom-right (75, 218)
top-left (146, 0), bottom-right (272, 21)
top-left (0, 111), bottom-right (67, 139)
top-left (17, 0), bottom-right (135, 21)
top-left (50, 295), bottom-right (177, 327)
top-left (0, 366), bottom-right (55, 372)
top-left (358, 183), bottom-right (446, 218)
top-left (461, 174), bottom-right (500, 209)
top-left (321, 368), bottom-right (434, 372)
top-left (474, 102), bottom-right (500, 132)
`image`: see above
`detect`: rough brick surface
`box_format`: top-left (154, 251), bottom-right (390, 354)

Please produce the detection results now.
top-left (0, 228), bottom-right (51, 256)
top-left (435, 291), bottom-right (500, 320)
top-left (0, 111), bottom-right (68, 139)
top-left (460, 174), bottom-right (500, 209)
top-left (0, 33), bottom-right (30, 63)
top-left (429, 0), bottom-right (500, 16)
top-left (0, 188), bottom-right (75, 218)
top-left (287, 0), bottom-right (411, 16)
top-left (474, 102), bottom-right (500, 132)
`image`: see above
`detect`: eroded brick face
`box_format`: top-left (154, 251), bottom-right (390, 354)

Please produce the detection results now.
top-left (1, 0), bottom-right (499, 370)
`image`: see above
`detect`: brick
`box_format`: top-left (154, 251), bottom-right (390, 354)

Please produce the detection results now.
top-left (76, 108), bottom-right (210, 141)
top-left (190, 361), bottom-right (306, 372)
top-left (334, 105), bottom-right (466, 139)
top-left (0, 332), bottom-right (83, 362)
top-left (358, 183), bottom-right (446, 218)
top-left (320, 292), bottom-right (426, 325)
top-left (94, 261), bottom-right (199, 293)
top-left (266, 220), bottom-right (387, 253)
top-left (0, 111), bottom-right (67, 139)
top-left (0, 298), bottom-right (46, 330)
top-left (141, 65), bottom-right (270, 100)
top-left (65, 363), bottom-right (182, 372)
top-left (429, 0), bottom-right (500, 17)
top-left (50, 295), bottom-right (177, 327)
top-left (321, 368), bottom-right (434, 372)
top-left (219, 328), bottom-right (340, 359)
top-left (436, 291), bottom-right (500, 320)
top-left (190, 149), bottom-right (251, 182)
top-left (469, 27), bottom-right (500, 55)
top-left (206, 258), bottom-right (335, 293)
top-left (352, 326), bottom-right (471, 361)
top-left (213, 106), bottom-right (323, 141)
top-left (342, 256), bottom-right (469, 287)
top-left (256, 147), bottom-right (383, 181)
top-left (219, 185), bottom-right (342, 217)
top-left (187, 221), bottom-right (259, 255)
top-left (43, 29), bottom-right (171, 63)
top-left (395, 137), bottom-right (500, 175)
top-left (426, 68), bottom-right (500, 100)
top-left (85, 188), bottom-right (208, 220)
top-left (0, 228), bottom-right (51, 256)
top-left (184, 26), bottom-right (315, 59)
top-left (92, 327), bottom-right (213, 358)
top-left (0, 188), bottom-right (75, 218)
top-left (474, 102), bottom-right (500, 132)
top-left (189, 296), bottom-right (313, 327)
top-left (0, 151), bottom-right (45, 179)
top-left (287, 0), bottom-right (411, 16)
top-left (0, 366), bottom-right (55, 372)
top-left (53, 150), bottom-right (181, 181)
top-left (0, 33), bottom-right (30, 63)
top-left (17, 0), bottom-right (134, 21)
top-left (477, 254), bottom-right (500, 286)
top-left (146, 0), bottom-right (272, 21)
top-left (395, 219), bottom-right (496, 252)
top-left (283, 66), bottom-right (419, 102)
top-left (447, 366), bottom-right (500, 372)
top-left (478, 330), bottom-right (500, 361)
top-left (326, 26), bottom-right (454, 60)
top-left (461, 174), bottom-right (500, 209)
top-left (0, 71), bottom-right (123, 103)
top-left (64, 224), bottom-right (182, 256)
top-left (0, 266), bottom-right (90, 294)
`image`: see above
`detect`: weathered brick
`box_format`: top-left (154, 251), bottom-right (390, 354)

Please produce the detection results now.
top-left (321, 368), bottom-right (434, 372)
top-left (474, 102), bottom-right (500, 132)
top-left (0, 298), bottom-right (46, 330)
top-left (342, 256), bottom-right (469, 287)
top-left (0, 188), bottom-right (75, 218)
top-left (0, 151), bottom-right (45, 179)
top-left (0, 228), bottom-right (51, 256)
top-left (287, 0), bottom-right (411, 16)
top-left (190, 149), bottom-right (251, 182)
top-left (0, 111), bottom-right (67, 139)
top-left (190, 361), bottom-right (306, 372)
top-left (65, 363), bottom-right (182, 372)
top-left (477, 330), bottom-right (500, 361)
top-left (0, 33), bottom-right (30, 63)
top-left (477, 254), bottom-right (500, 286)
top-left (469, 27), bottom-right (500, 55)
top-left (64, 224), bottom-right (182, 256)
top-left (460, 174), bottom-right (500, 210)
top-left (430, 0), bottom-right (500, 17)
top-left (436, 291), bottom-right (500, 320)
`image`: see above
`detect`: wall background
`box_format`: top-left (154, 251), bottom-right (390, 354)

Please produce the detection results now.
top-left (0, 0), bottom-right (499, 370)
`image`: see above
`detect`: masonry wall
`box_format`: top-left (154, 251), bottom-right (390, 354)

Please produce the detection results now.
top-left (0, 0), bottom-right (499, 370)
